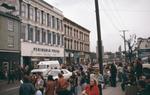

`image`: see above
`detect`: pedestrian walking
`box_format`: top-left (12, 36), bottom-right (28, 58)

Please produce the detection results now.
top-left (95, 71), bottom-right (105, 89)
top-left (56, 73), bottom-right (69, 95)
top-left (45, 75), bottom-right (56, 95)
top-left (135, 58), bottom-right (143, 80)
top-left (35, 90), bottom-right (42, 95)
top-left (35, 74), bottom-right (44, 94)
top-left (19, 75), bottom-right (35, 95)
top-left (82, 78), bottom-right (99, 95)
top-left (7, 70), bottom-right (15, 84)
top-left (110, 63), bottom-right (117, 87)
top-left (69, 72), bottom-right (78, 95)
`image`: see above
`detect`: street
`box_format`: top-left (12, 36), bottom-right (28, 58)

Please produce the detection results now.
top-left (0, 80), bottom-right (124, 95)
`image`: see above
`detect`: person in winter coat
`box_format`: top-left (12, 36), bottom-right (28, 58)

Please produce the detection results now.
top-left (45, 75), bottom-right (56, 95)
top-left (82, 78), bottom-right (99, 95)
top-left (110, 63), bottom-right (117, 87)
top-left (19, 75), bottom-right (35, 95)
top-left (35, 75), bottom-right (44, 94)
top-left (56, 73), bottom-right (69, 95)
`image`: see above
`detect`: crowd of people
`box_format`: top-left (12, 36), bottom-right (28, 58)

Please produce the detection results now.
top-left (3, 57), bottom-right (149, 95)
top-left (102, 58), bottom-right (150, 95)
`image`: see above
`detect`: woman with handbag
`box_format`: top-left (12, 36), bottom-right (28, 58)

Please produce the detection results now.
top-left (82, 78), bottom-right (99, 95)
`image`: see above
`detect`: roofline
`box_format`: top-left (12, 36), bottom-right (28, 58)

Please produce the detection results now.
top-left (38, 0), bottom-right (63, 16)
top-left (0, 11), bottom-right (20, 21)
top-left (64, 17), bottom-right (91, 33)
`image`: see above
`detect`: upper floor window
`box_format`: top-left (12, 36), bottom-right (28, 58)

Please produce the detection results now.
top-left (47, 14), bottom-right (51, 27)
top-left (43, 12), bottom-right (46, 25)
top-left (52, 16), bottom-right (55, 29)
top-left (56, 18), bottom-right (60, 30)
top-left (30, 6), bottom-right (35, 21)
top-left (21, 24), bottom-right (26, 40)
top-left (8, 20), bottom-right (14, 32)
top-left (8, 36), bottom-right (14, 48)
top-left (42, 29), bottom-right (46, 43)
top-left (37, 10), bottom-right (41, 23)
top-left (61, 35), bottom-right (64, 46)
top-left (28, 26), bottom-right (33, 41)
top-left (53, 32), bottom-right (56, 44)
top-left (48, 31), bottom-right (51, 44)
top-left (21, 3), bottom-right (27, 18)
top-left (57, 34), bottom-right (60, 45)
top-left (35, 28), bottom-right (40, 42)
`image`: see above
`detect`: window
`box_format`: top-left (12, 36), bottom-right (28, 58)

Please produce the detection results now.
top-left (52, 16), bottom-right (55, 29)
top-left (61, 35), bottom-right (64, 46)
top-left (64, 38), bottom-right (66, 48)
top-left (42, 29), bottom-right (46, 43)
top-left (8, 36), bottom-right (14, 48)
top-left (8, 20), bottom-right (13, 31)
top-left (21, 24), bottom-right (26, 39)
top-left (48, 31), bottom-right (51, 44)
top-left (35, 28), bottom-right (40, 42)
top-left (37, 10), bottom-right (41, 23)
top-left (43, 12), bottom-right (46, 25)
top-left (64, 25), bottom-right (66, 35)
top-left (30, 6), bottom-right (35, 21)
top-left (74, 41), bottom-right (76, 50)
top-left (71, 40), bottom-right (72, 49)
top-left (28, 26), bottom-right (33, 41)
top-left (53, 32), bottom-right (56, 44)
top-left (60, 20), bottom-right (63, 31)
top-left (70, 28), bottom-right (72, 37)
top-left (47, 14), bottom-right (51, 27)
top-left (56, 18), bottom-right (60, 30)
top-left (21, 3), bottom-right (27, 18)
top-left (57, 34), bottom-right (60, 45)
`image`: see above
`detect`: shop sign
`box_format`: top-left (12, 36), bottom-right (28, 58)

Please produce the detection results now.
top-left (21, 42), bottom-right (64, 57)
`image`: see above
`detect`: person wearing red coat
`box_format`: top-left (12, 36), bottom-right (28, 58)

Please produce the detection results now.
top-left (82, 78), bottom-right (99, 95)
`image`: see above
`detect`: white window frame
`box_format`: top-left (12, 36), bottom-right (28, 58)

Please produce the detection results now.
top-left (8, 36), bottom-right (14, 48)
top-left (8, 20), bottom-right (14, 31)
top-left (37, 10), bottom-right (41, 23)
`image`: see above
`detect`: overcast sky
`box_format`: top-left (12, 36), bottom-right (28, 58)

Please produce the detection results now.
top-left (44, 0), bottom-right (150, 53)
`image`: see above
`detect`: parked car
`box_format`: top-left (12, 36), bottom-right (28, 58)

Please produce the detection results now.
top-left (47, 69), bottom-right (72, 80)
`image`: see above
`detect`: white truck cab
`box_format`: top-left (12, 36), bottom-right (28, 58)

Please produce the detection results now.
top-left (31, 60), bottom-right (60, 79)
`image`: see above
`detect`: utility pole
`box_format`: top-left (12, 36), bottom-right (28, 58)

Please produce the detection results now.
top-left (95, 0), bottom-right (103, 95)
top-left (120, 30), bottom-right (128, 63)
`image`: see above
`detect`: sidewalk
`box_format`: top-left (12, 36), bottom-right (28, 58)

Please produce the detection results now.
top-left (0, 80), bottom-right (20, 92)
top-left (103, 84), bottom-right (124, 95)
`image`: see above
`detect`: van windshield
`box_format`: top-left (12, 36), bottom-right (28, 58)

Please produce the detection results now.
top-left (38, 65), bottom-right (49, 69)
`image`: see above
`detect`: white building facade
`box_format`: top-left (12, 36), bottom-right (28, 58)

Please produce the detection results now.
top-left (137, 37), bottom-right (150, 58)
top-left (19, 0), bottom-right (64, 67)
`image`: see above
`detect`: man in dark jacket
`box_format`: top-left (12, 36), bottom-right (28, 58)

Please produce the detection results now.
top-left (135, 58), bottom-right (143, 80)
top-left (19, 75), bottom-right (35, 95)
top-left (110, 63), bottom-right (117, 87)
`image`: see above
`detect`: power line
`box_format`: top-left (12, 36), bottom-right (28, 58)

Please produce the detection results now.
top-left (99, 0), bottom-right (120, 31)
top-left (104, 0), bottom-right (125, 30)
top-left (111, 0), bottom-right (126, 29)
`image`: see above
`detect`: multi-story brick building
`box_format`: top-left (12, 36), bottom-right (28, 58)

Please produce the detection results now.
top-left (63, 17), bottom-right (90, 64)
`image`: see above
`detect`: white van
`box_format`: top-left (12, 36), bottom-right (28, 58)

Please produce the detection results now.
top-left (38, 60), bottom-right (60, 69)
top-left (31, 60), bottom-right (60, 79)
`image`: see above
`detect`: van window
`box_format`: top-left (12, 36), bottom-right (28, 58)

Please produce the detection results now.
top-left (38, 65), bottom-right (47, 69)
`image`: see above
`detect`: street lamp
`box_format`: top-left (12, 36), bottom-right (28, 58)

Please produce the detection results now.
top-left (95, 0), bottom-right (103, 95)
